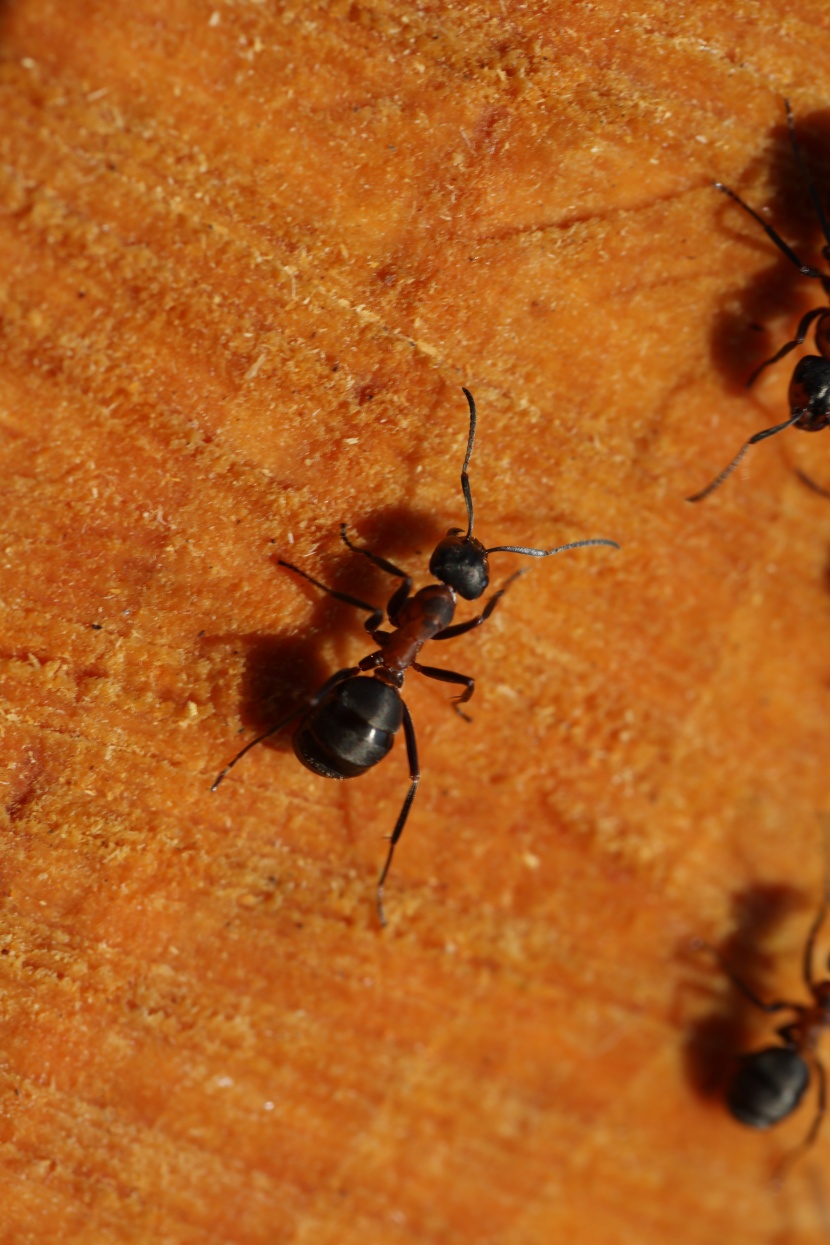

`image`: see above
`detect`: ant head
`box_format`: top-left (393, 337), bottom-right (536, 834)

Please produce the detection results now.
top-left (789, 355), bottom-right (830, 430)
top-left (429, 528), bottom-right (490, 600)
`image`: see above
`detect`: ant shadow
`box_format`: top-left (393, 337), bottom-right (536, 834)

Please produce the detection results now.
top-left (681, 881), bottom-right (807, 1100)
top-left (710, 106), bottom-right (830, 392)
top-left (346, 501), bottom-right (446, 569)
top-left (203, 503), bottom-right (448, 755)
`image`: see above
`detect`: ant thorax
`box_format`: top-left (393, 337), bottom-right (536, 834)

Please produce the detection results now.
top-left (376, 584), bottom-right (457, 677)
top-left (394, 583), bottom-right (456, 632)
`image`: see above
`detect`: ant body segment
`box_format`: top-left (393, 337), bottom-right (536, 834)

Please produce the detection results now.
top-left (688, 102), bottom-right (830, 502)
top-left (212, 388), bottom-right (618, 925)
top-left (709, 842), bottom-right (830, 1177)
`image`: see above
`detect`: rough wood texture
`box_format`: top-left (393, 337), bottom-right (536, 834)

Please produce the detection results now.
top-left (2, 2), bottom-right (830, 1241)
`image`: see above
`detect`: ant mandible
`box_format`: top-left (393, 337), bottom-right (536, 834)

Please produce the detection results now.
top-left (212, 387), bottom-right (619, 925)
top-left (688, 101), bottom-right (830, 502)
top-left (711, 838), bottom-right (830, 1178)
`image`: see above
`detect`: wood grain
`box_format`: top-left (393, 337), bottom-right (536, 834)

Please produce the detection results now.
top-left (2, 1), bottom-right (830, 1241)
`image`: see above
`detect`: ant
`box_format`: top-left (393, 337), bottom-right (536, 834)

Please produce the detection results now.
top-left (705, 833), bottom-right (830, 1178)
top-left (688, 101), bottom-right (830, 502)
top-left (211, 387), bottom-right (619, 925)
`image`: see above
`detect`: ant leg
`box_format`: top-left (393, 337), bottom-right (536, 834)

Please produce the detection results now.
top-left (340, 523), bottom-right (411, 582)
top-left (685, 414), bottom-right (801, 502)
top-left (693, 939), bottom-right (800, 1014)
top-left (279, 558), bottom-right (384, 630)
top-left (210, 665), bottom-right (360, 791)
top-left (727, 975), bottom-right (797, 1015)
top-left (412, 662), bottom-right (475, 721)
top-left (714, 181), bottom-right (824, 279)
top-left (340, 524), bottom-right (413, 626)
top-left (376, 702), bottom-right (419, 928)
top-left (433, 570), bottom-right (527, 642)
top-left (747, 306), bottom-right (829, 387)
top-left (773, 1055), bottom-right (827, 1184)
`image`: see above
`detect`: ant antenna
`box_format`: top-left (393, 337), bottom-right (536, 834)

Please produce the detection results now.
top-left (460, 386), bottom-right (477, 540)
top-left (486, 538), bottom-right (620, 556)
top-left (453, 387), bottom-right (619, 555)
top-left (686, 414), bottom-right (801, 503)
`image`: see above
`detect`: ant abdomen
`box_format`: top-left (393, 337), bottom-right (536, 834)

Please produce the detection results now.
top-left (294, 677), bottom-right (402, 780)
top-left (789, 355), bottom-right (830, 429)
top-left (727, 1046), bottom-right (810, 1129)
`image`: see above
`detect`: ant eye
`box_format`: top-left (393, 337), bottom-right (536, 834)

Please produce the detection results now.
top-left (429, 531), bottom-right (490, 600)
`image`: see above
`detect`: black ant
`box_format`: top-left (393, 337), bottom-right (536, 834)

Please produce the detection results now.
top-left (688, 101), bottom-right (830, 502)
top-left (211, 388), bottom-right (619, 925)
top-left (705, 834), bottom-right (830, 1178)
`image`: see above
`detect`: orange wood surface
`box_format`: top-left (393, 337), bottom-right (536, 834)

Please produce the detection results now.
top-left (2, 2), bottom-right (830, 1241)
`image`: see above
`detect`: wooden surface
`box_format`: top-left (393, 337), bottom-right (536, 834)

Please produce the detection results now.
top-left (1, 1), bottom-right (830, 1241)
